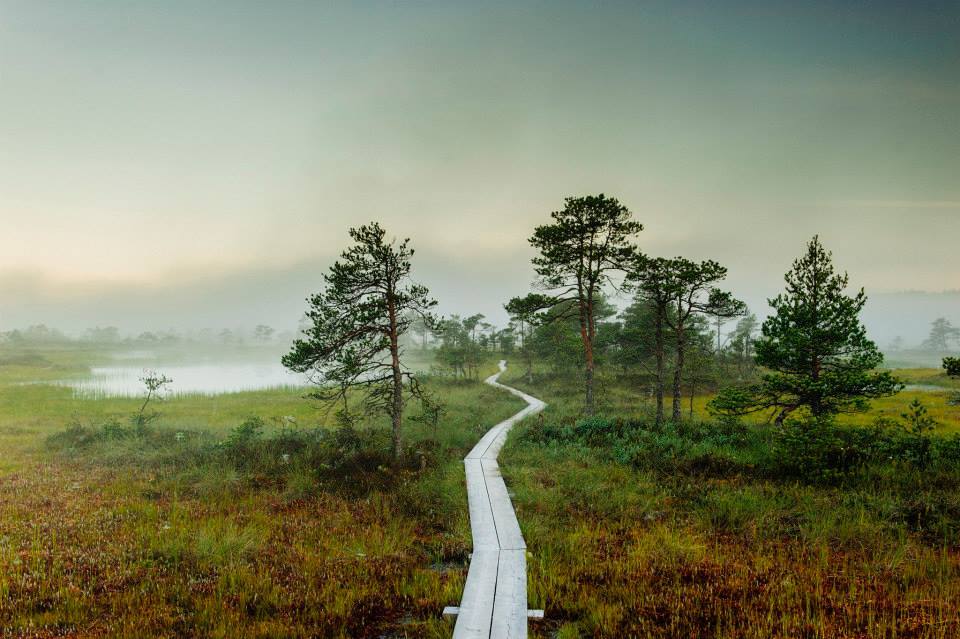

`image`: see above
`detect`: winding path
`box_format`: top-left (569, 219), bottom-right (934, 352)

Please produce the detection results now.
top-left (450, 361), bottom-right (546, 639)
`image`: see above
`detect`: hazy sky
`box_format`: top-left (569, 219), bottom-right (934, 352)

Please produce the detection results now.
top-left (1, 1), bottom-right (958, 335)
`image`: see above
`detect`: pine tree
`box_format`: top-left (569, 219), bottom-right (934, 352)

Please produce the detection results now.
top-left (512, 194), bottom-right (642, 415)
top-left (628, 256), bottom-right (743, 423)
top-left (710, 236), bottom-right (900, 424)
top-left (504, 293), bottom-right (554, 384)
top-left (923, 317), bottom-right (960, 352)
top-left (283, 222), bottom-right (437, 462)
top-left (626, 257), bottom-right (681, 425)
top-left (662, 259), bottom-right (744, 422)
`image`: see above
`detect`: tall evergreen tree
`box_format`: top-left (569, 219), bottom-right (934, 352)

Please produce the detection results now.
top-left (283, 223), bottom-right (437, 462)
top-left (710, 236), bottom-right (900, 424)
top-left (727, 313), bottom-right (759, 379)
top-left (923, 317), bottom-right (960, 352)
top-left (627, 256), bottom-right (681, 425)
top-left (504, 293), bottom-right (554, 384)
top-left (511, 194), bottom-right (642, 415)
top-left (662, 259), bottom-right (745, 422)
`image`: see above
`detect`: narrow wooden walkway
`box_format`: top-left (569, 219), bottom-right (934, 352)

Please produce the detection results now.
top-left (451, 361), bottom-right (546, 639)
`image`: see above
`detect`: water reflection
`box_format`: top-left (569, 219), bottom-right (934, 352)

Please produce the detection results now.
top-left (66, 362), bottom-right (309, 397)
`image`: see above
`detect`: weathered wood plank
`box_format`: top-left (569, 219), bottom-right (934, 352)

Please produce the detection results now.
top-left (453, 549), bottom-right (499, 638)
top-left (464, 459), bottom-right (498, 550)
top-left (465, 422), bottom-right (504, 460)
top-left (482, 459), bottom-right (525, 551)
top-left (491, 549), bottom-right (528, 638)
top-left (452, 361), bottom-right (546, 639)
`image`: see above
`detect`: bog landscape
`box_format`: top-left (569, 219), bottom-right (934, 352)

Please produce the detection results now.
top-left (1, 3), bottom-right (958, 639)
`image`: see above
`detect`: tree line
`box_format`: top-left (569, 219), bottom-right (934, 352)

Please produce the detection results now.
top-left (284, 195), bottom-right (902, 462)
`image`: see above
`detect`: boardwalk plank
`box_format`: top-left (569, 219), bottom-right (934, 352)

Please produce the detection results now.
top-left (452, 361), bottom-right (546, 639)
top-left (464, 459), bottom-right (498, 550)
top-left (491, 549), bottom-right (528, 639)
top-left (452, 549), bottom-right (499, 638)
top-left (482, 459), bottom-right (525, 550)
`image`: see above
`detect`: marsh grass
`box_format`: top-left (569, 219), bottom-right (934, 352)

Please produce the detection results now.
top-left (0, 349), bottom-right (523, 638)
top-left (499, 365), bottom-right (960, 638)
top-left (6, 344), bottom-right (959, 637)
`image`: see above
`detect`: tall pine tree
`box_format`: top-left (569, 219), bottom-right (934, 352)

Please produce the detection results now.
top-left (710, 236), bottom-right (900, 424)
top-left (510, 194), bottom-right (642, 415)
top-left (283, 223), bottom-right (437, 462)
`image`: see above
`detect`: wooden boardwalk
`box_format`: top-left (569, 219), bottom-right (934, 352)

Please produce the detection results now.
top-left (451, 361), bottom-right (546, 639)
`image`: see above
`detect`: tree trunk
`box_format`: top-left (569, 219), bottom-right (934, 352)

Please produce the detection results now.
top-left (583, 329), bottom-right (595, 416)
top-left (387, 299), bottom-right (403, 464)
top-left (716, 316), bottom-right (722, 357)
top-left (654, 307), bottom-right (665, 426)
top-left (584, 364), bottom-right (594, 415)
top-left (775, 408), bottom-right (789, 427)
top-left (672, 327), bottom-right (685, 422)
top-left (580, 301), bottom-right (595, 416)
top-left (689, 381), bottom-right (695, 419)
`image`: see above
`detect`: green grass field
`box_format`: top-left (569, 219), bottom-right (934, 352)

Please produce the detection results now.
top-left (3, 346), bottom-right (959, 638)
top-left (557, 367), bottom-right (960, 435)
top-left (498, 365), bottom-right (960, 638)
top-left (0, 346), bottom-right (523, 638)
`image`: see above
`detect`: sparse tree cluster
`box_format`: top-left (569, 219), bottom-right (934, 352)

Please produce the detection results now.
top-left (628, 256), bottom-right (744, 424)
top-left (508, 195), bottom-right (643, 415)
top-left (433, 314), bottom-right (486, 380)
top-left (281, 197), bottom-right (907, 463)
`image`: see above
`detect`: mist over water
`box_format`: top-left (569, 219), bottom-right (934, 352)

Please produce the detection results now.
top-left (64, 361), bottom-right (308, 398)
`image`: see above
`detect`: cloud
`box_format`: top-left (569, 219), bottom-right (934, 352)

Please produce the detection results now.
top-left (0, 242), bottom-right (539, 334)
top-left (837, 200), bottom-right (960, 210)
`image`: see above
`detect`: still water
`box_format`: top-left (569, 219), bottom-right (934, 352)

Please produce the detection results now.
top-left (66, 362), bottom-right (310, 398)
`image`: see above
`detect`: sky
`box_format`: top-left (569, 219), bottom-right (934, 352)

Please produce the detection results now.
top-left (0, 1), bottom-right (958, 341)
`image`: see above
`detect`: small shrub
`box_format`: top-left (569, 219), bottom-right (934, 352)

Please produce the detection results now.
top-left (101, 418), bottom-right (134, 440)
top-left (221, 417), bottom-right (266, 471)
top-left (943, 356), bottom-right (960, 377)
top-left (772, 415), bottom-right (868, 482)
top-left (46, 420), bottom-right (97, 450)
top-left (195, 520), bottom-right (264, 567)
top-left (936, 434), bottom-right (960, 465)
top-left (572, 416), bottom-right (621, 444)
top-left (895, 491), bottom-right (960, 544)
top-left (283, 467), bottom-right (318, 501)
top-left (899, 399), bottom-right (937, 470)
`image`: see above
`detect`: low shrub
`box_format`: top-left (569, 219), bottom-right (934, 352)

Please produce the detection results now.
top-left (45, 420), bottom-right (99, 449)
top-left (520, 408), bottom-right (960, 485)
top-left (770, 415), bottom-right (868, 482)
top-left (47, 415), bottom-right (445, 496)
top-left (522, 414), bottom-right (758, 477)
